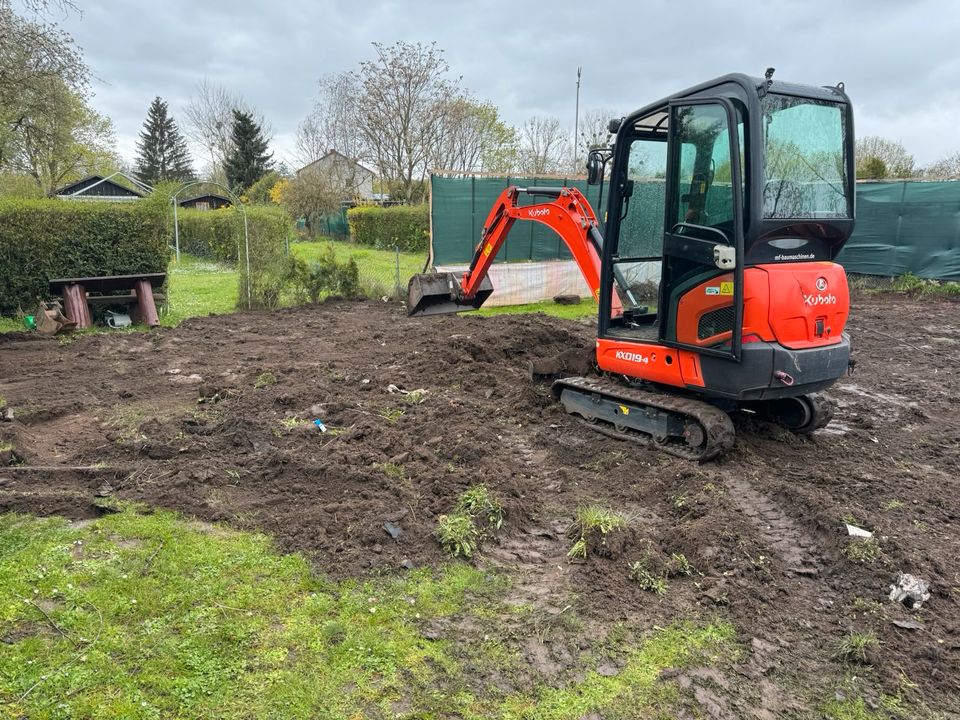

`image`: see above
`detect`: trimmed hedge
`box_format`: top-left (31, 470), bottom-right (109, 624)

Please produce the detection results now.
top-left (346, 204), bottom-right (428, 253)
top-left (175, 205), bottom-right (293, 310)
top-left (0, 198), bottom-right (168, 314)
top-left (176, 206), bottom-right (290, 263)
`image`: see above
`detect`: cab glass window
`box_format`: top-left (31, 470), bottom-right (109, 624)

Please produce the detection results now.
top-left (761, 94), bottom-right (849, 218)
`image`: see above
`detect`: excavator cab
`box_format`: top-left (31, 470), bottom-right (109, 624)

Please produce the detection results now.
top-left (596, 74), bottom-right (854, 400)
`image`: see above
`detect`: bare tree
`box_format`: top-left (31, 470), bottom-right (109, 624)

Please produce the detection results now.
top-left (925, 151), bottom-right (960, 178)
top-left (1, 0), bottom-right (78, 15)
top-left (577, 108), bottom-right (616, 168)
top-left (356, 41), bottom-right (459, 203)
top-left (519, 115), bottom-right (570, 175)
top-left (295, 72), bottom-right (365, 168)
top-left (429, 97), bottom-right (517, 173)
top-left (183, 79), bottom-right (271, 182)
top-left (856, 136), bottom-right (915, 179)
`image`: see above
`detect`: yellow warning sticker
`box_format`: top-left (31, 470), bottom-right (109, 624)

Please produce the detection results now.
top-left (720, 281), bottom-right (734, 296)
top-left (482, 242), bottom-right (494, 257)
top-left (618, 405), bottom-right (630, 415)
top-left (594, 287), bottom-right (601, 301)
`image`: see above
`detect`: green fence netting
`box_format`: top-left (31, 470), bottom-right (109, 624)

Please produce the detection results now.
top-left (836, 181), bottom-right (960, 280)
top-left (430, 176), bottom-right (960, 280)
top-left (430, 175), bottom-right (607, 264)
top-left (312, 206), bottom-right (349, 238)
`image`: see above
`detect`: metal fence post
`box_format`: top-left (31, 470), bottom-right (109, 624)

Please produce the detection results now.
top-left (395, 245), bottom-right (401, 298)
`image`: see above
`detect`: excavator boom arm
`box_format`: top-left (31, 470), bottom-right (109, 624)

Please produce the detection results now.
top-left (408, 185), bottom-right (621, 316)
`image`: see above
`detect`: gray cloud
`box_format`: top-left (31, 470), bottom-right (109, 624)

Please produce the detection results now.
top-left (58, 0), bottom-right (960, 167)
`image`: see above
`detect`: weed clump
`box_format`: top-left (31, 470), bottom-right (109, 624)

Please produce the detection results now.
top-left (436, 485), bottom-right (504, 558)
top-left (834, 631), bottom-right (880, 665)
top-left (842, 538), bottom-right (882, 564)
top-left (628, 561), bottom-right (668, 595)
top-left (254, 372), bottom-right (278, 389)
top-left (567, 505), bottom-right (627, 559)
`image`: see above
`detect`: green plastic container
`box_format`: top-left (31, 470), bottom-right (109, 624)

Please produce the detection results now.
top-left (24, 315), bottom-right (36, 330)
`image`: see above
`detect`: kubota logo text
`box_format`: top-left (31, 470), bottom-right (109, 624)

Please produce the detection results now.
top-left (527, 208), bottom-right (550, 218)
top-left (615, 350), bottom-right (649, 364)
top-left (803, 293), bottom-right (837, 306)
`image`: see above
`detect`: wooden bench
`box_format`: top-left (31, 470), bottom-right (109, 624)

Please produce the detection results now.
top-left (49, 273), bottom-right (166, 329)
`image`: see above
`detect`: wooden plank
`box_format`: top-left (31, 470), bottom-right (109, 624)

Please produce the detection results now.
top-left (49, 273), bottom-right (166, 293)
top-left (87, 293), bottom-right (166, 306)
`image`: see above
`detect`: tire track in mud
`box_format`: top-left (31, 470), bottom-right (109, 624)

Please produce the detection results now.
top-left (725, 475), bottom-right (819, 573)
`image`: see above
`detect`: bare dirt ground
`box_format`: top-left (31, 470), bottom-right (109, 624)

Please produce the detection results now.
top-left (1, 293), bottom-right (958, 717)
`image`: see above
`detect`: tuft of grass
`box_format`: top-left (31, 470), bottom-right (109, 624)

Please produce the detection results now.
top-left (842, 538), bottom-right (882, 563)
top-left (567, 505), bottom-right (626, 559)
top-left (377, 407), bottom-right (405, 424)
top-left (436, 485), bottom-right (504, 558)
top-left (833, 631), bottom-right (880, 665)
top-left (883, 499), bottom-right (904, 511)
top-left (575, 505), bottom-right (626, 536)
top-left (435, 513), bottom-right (480, 558)
top-left (375, 462), bottom-right (406, 480)
top-left (567, 537), bottom-right (587, 560)
top-left (253, 372), bottom-right (278, 389)
top-left (402, 389), bottom-right (427, 405)
top-left (454, 485), bottom-right (504, 531)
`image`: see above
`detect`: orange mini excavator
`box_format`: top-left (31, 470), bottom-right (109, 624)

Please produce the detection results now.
top-left (408, 72), bottom-right (855, 460)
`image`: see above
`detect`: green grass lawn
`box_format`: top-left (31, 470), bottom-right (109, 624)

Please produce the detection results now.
top-left (477, 299), bottom-right (598, 321)
top-left (292, 238), bottom-right (425, 287)
top-left (160, 254), bottom-right (238, 327)
top-left (0, 508), bottom-right (735, 719)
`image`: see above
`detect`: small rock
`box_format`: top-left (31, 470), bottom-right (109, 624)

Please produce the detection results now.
top-left (309, 403), bottom-right (324, 416)
top-left (372, 544), bottom-right (383, 554)
top-left (400, 559), bottom-right (414, 570)
top-left (2, 407), bottom-right (13, 422)
top-left (383, 521), bottom-right (402, 539)
top-left (892, 618), bottom-right (924, 631)
top-left (553, 294), bottom-right (581, 305)
top-left (596, 663), bottom-right (619, 677)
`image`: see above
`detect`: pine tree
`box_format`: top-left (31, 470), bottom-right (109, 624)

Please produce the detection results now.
top-left (134, 97), bottom-right (195, 185)
top-left (224, 109), bottom-right (272, 191)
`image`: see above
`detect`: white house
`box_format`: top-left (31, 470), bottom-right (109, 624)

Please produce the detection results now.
top-left (296, 150), bottom-right (376, 202)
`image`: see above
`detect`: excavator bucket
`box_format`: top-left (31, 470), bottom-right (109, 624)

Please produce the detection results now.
top-left (407, 272), bottom-right (494, 317)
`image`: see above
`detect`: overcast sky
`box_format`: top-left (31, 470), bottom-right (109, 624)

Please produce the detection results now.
top-left (49, 0), bottom-right (960, 170)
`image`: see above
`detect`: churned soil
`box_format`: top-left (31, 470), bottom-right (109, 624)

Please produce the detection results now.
top-left (1, 293), bottom-right (958, 716)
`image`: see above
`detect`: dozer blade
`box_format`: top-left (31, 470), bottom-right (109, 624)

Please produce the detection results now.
top-left (407, 272), bottom-right (494, 317)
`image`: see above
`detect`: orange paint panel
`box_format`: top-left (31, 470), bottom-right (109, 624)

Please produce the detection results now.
top-left (675, 268), bottom-right (774, 347)
top-left (596, 339), bottom-right (689, 388)
top-left (760, 262), bottom-right (849, 349)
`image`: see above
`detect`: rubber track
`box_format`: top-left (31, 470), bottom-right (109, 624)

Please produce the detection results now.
top-left (552, 376), bottom-right (736, 462)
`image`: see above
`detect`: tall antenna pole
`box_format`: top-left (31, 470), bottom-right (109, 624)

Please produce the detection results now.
top-left (573, 67), bottom-right (582, 173)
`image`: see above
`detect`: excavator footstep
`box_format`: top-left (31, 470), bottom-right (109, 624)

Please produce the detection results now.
top-left (407, 273), bottom-right (494, 317)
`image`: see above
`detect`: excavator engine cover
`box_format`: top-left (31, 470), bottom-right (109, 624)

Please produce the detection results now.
top-left (407, 272), bottom-right (494, 316)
